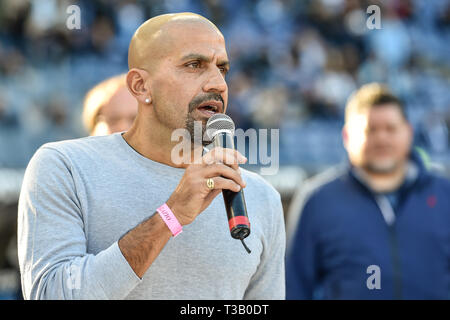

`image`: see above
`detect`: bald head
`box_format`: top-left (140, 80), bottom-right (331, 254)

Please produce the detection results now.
top-left (125, 12), bottom-right (229, 148)
top-left (128, 12), bottom-right (224, 71)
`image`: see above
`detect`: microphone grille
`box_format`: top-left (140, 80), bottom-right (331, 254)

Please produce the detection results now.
top-left (206, 114), bottom-right (235, 140)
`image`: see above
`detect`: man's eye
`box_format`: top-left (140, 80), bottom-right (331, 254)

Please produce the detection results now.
top-left (186, 61), bottom-right (200, 68)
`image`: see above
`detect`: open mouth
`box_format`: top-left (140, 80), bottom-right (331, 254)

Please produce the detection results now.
top-left (196, 101), bottom-right (223, 117)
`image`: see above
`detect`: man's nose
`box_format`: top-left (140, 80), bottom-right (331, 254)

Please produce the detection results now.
top-left (203, 68), bottom-right (227, 93)
top-left (374, 128), bottom-right (392, 141)
top-left (370, 131), bottom-right (394, 149)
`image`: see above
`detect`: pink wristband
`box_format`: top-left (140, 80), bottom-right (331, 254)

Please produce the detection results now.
top-left (157, 203), bottom-right (183, 237)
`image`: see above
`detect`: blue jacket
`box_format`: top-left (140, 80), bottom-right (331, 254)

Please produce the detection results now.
top-left (286, 151), bottom-right (450, 299)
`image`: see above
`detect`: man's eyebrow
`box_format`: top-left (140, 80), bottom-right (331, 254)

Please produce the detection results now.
top-left (180, 53), bottom-right (230, 68)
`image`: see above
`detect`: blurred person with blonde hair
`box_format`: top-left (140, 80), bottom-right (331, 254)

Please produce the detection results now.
top-left (82, 74), bottom-right (138, 136)
top-left (286, 83), bottom-right (450, 299)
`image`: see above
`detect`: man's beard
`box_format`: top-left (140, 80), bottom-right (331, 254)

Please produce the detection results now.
top-left (185, 92), bottom-right (224, 147)
top-left (185, 112), bottom-right (210, 147)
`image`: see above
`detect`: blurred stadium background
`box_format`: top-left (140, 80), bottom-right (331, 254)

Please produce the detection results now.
top-left (0, 0), bottom-right (449, 299)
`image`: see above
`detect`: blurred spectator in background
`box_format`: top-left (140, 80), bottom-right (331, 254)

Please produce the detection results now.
top-left (286, 83), bottom-right (450, 299)
top-left (82, 73), bottom-right (137, 136)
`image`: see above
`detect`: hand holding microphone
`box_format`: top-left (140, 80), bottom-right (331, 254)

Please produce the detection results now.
top-left (166, 114), bottom-right (252, 253)
top-left (166, 147), bottom-right (247, 226)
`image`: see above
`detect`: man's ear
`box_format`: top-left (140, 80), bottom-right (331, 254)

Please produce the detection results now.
top-left (126, 68), bottom-right (152, 105)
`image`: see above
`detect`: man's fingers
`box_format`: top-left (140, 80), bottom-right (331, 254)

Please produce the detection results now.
top-left (202, 147), bottom-right (247, 169)
top-left (204, 163), bottom-right (246, 188)
top-left (206, 176), bottom-right (242, 193)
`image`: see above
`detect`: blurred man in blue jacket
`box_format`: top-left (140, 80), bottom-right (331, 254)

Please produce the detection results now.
top-left (286, 83), bottom-right (450, 299)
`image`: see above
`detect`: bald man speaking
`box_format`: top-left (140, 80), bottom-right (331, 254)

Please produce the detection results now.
top-left (17, 13), bottom-right (285, 300)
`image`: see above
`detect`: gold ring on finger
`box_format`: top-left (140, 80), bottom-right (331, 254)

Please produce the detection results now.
top-left (206, 178), bottom-right (215, 190)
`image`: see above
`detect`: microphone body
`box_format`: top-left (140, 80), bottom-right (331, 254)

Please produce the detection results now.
top-left (212, 132), bottom-right (251, 240)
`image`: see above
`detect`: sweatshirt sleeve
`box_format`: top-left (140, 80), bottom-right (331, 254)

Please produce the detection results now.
top-left (17, 146), bottom-right (142, 300)
top-left (243, 191), bottom-right (286, 300)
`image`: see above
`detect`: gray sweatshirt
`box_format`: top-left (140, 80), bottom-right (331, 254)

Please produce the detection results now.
top-left (17, 132), bottom-right (286, 300)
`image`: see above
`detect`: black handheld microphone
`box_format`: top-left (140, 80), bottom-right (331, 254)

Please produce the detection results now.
top-left (205, 114), bottom-right (251, 254)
